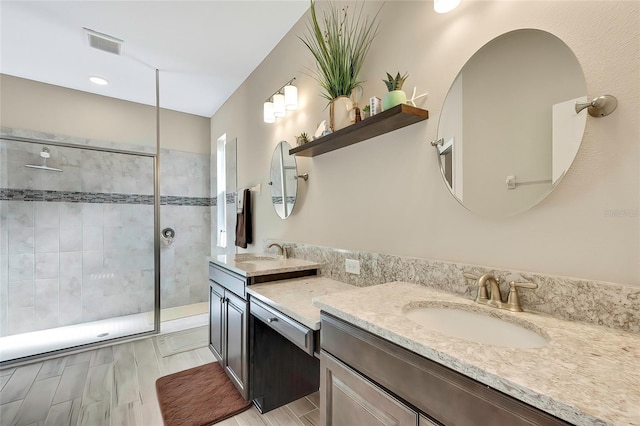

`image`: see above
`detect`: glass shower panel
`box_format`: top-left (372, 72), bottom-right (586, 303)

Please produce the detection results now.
top-left (0, 138), bottom-right (157, 363)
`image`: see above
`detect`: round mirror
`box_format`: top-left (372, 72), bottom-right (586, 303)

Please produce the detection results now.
top-left (436, 29), bottom-right (587, 217)
top-left (270, 141), bottom-right (298, 219)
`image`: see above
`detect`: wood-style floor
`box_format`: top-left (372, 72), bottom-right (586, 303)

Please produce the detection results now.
top-left (0, 327), bottom-right (320, 426)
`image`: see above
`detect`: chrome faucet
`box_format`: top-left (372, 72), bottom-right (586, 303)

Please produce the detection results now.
top-left (267, 243), bottom-right (288, 259)
top-left (463, 272), bottom-right (538, 312)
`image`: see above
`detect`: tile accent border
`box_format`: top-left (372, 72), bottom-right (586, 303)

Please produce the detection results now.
top-left (1, 188), bottom-right (216, 206)
top-left (266, 240), bottom-right (640, 334)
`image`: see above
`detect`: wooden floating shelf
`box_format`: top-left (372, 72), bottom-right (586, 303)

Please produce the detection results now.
top-left (289, 103), bottom-right (429, 158)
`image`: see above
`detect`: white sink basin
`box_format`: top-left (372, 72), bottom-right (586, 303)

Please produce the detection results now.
top-left (234, 254), bottom-right (280, 263)
top-left (404, 304), bottom-right (549, 349)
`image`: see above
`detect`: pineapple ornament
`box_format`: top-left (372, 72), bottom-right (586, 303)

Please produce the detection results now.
top-left (382, 72), bottom-right (409, 110)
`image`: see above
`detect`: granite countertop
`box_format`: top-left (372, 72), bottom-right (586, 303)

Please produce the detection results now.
top-left (246, 277), bottom-right (355, 330)
top-left (208, 253), bottom-right (322, 277)
top-left (312, 281), bottom-right (640, 426)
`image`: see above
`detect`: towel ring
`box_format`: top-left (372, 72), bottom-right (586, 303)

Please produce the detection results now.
top-left (575, 95), bottom-right (617, 117)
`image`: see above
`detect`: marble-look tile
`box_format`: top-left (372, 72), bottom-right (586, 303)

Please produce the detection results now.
top-left (34, 202), bottom-right (59, 229)
top-left (59, 251), bottom-right (82, 276)
top-left (35, 253), bottom-right (58, 279)
top-left (7, 203), bottom-right (34, 228)
top-left (8, 227), bottom-right (34, 254)
top-left (81, 204), bottom-right (103, 228)
top-left (9, 280), bottom-right (34, 308)
top-left (0, 255), bottom-right (9, 336)
top-left (82, 226), bottom-right (103, 251)
top-left (82, 251), bottom-right (103, 275)
top-left (7, 306), bottom-right (36, 335)
top-left (34, 228), bottom-right (59, 253)
top-left (58, 204), bottom-right (82, 229)
top-left (59, 227), bottom-right (82, 252)
top-left (9, 254), bottom-right (34, 281)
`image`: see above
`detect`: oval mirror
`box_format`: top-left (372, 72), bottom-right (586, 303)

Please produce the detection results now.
top-left (436, 29), bottom-right (587, 217)
top-left (270, 141), bottom-right (298, 219)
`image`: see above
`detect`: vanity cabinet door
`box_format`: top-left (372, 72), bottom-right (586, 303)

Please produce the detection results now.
top-left (321, 351), bottom-right (418, 426)
top-left (209, 282), bottom-right (225, 361)
top-left (225, 290), bottom-right (249, 399)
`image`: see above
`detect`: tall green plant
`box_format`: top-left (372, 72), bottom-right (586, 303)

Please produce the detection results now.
top-left (299, 0), bottom-right (381, 102)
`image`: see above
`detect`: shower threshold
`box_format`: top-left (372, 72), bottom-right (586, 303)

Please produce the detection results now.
top-left (0, 303), bottom-right (208, 364)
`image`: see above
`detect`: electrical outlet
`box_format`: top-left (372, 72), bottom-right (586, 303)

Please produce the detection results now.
top-left (345, 259), bottom-right (360, 275)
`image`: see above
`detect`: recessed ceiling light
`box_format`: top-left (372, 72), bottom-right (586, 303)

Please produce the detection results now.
top-left (89, 76), bottom-right (108, 86)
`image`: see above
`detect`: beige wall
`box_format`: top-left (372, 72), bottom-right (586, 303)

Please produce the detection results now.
top-left (210, 1), bottom-right (639, 286)
top-left (0, 74), bottom-right (210, 154)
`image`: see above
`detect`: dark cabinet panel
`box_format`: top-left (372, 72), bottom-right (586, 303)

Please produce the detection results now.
top-left (208, 281), bottom-right (224, 361)
top-left (321, 351), bottom-right (418, 426)
top-left (225, 291), bottom-right (248, 398)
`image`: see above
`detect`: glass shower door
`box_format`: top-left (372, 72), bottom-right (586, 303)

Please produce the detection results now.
top-left (0, 137), bottom-right (158, 363)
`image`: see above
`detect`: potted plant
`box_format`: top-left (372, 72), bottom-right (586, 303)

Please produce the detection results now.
top-left (299, 0), bottom-right (381, 131)
top-left (382, 72), bottom-right (409, 110)
top-left (296, 132), bottom-right (310, 146)
top-left (362, 104), bottom-right (371, 119)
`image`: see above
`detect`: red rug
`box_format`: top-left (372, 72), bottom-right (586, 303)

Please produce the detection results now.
top-left (156, 362), bottom-right (252, 426)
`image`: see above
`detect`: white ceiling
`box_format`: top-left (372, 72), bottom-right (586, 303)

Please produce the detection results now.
top-left (0, 1), bottom-right (309, 117)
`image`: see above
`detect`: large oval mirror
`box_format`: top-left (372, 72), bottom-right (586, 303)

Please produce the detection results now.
top-left (270, 141), bottom-right (298, 219)
top-left (436, 29), bottom-right (587, 217)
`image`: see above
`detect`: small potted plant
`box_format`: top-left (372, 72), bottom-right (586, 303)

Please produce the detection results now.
top-left (382, 72), bottom-right (408, 110)
top-left (296, 132), bottom-right (310, 146)
top-left (362, 104), bottom-right (371, 119)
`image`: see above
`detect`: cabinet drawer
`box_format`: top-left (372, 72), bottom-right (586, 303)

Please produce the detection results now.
top-left (250, 298), bottom-right (313, 355)
top-left (209, 263), bottom-right (245, 298)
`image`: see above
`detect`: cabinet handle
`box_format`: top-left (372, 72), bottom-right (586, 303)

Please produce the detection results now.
top-left (219, 297), bottom-right (224, 303)
top-left (267, 317), bottom-right (278, 323)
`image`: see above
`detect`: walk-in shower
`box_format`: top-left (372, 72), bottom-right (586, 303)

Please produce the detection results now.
top-left (0, 136), bottom-right (160, 364)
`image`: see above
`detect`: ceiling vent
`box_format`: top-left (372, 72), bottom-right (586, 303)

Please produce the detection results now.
top-left (84, 28), bottom-right (123, 55)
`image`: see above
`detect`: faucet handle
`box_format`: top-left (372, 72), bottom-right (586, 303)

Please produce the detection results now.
top-left (510, 281), bottom-right (538, 290)
top-left (463, 272), bottom-right (479, 280)
top-left (505, 281), bottom-right (538, 312)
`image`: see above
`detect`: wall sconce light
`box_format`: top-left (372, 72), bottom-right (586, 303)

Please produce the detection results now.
top-left (434, 0), bottom-right (460, 13)
top-left (263, 78), bottom-right (297, 124)
top-left (263, 101), bottom-right (276, 123)
top-left (284, 84), bottom-right (298, 111)
top-left (273, 93), bottom-right (286, 117)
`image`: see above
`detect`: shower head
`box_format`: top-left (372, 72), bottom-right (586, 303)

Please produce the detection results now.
top-left (25, 164), bottom-right (63, 172)
top-left (25, 147), bottom-right (63, 172)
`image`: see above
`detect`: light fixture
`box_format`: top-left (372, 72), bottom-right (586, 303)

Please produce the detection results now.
top-left (434, 0), bottom-right (460, 13)
top-left (273, 93), bottom-right (286, 117)
top-left (263, 101), bottom-right (275, 123)
top-left (284, 84), bottom-right (298, 111)
top-left (263, 78), bottom-right (298, 124)
top-left (89, 76), bottom-right (109, 86)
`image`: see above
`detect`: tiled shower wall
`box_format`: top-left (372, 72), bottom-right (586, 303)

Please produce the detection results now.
top-left (0, 130), bottom-right (211, 337)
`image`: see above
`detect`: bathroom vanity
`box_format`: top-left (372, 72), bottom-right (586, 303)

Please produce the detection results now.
top-left (247, 276), bottom-right (354, 413)
top-left (207, 254), bottom-right (321, 399)
top-left (313, 282), bottom-right (640, 425)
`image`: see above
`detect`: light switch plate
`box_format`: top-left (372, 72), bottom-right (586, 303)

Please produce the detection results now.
top-left (345, 259), bottom-right (360, 275)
